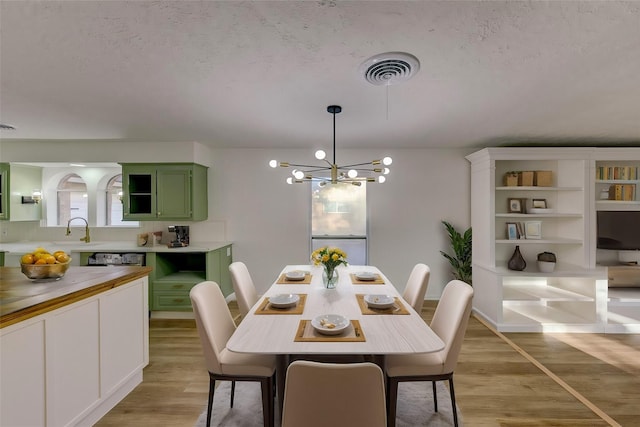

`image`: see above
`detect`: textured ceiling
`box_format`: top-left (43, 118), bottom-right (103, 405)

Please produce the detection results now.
top-left (1, 1), bottom-right (639, 149)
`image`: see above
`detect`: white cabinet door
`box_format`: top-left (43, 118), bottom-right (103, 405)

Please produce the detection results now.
top-left (46, 299), bottom-right (100, 427)
top-left (100, 279), bottom-right (146, 395)
top-left (0, 320), bottom-right (46, 427)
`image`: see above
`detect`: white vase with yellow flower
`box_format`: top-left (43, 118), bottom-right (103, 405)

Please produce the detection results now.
top-left (310, 246), bottom-right (348, 289)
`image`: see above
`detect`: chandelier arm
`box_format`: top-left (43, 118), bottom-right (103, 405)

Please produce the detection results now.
top-left (285, 163), bottom-right (330, 169)
top-left (340, 161), bottom-right (380, 168)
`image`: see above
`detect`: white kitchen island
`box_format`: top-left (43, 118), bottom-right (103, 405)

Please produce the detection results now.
top-left (1, 266), bottom-right (152, 427)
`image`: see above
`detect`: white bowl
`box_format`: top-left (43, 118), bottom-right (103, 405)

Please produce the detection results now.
top-left (355, 271), bottom-right (376, 281)
top-left (537, 261), bottom-right (556, 273)
top-left (285, 270), bottom-right (306, 281)
top-left (364, 294), bottom-right (395, 309)
top-left (311, 314), bottom-right (350, 335)
top-left (268, 293), bottom-right (300, 308)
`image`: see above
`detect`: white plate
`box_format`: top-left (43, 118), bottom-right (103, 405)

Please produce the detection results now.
top-left (285, 270), bottom-right (306, 281)
top-left (268, 293), bottom-right (300, 308)
top-left (355, 271), bottom-right (376, 281)
top-left (311, 314), bottom-right (350, 335)
top-left (364, 294), bottom-right (395, 309)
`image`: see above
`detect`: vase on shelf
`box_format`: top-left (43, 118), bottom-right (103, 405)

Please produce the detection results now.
top-left (322, 266), bottom-right (339, 289)
top-left (508, 246), bottom-right (527, 271)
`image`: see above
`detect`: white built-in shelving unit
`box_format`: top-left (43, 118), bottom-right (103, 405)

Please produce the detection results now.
top-left (467, 147), bottom-right (640, 333)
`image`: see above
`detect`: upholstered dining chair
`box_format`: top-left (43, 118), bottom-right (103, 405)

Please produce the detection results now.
top-left (386, 279), bottom-right (473, 427)
top-left (190, 281), bottom-right (276, 427)
top-left (402, 263), bottom-right (431, 313)
top-left (229, 261), bottom-right (259, 319)
top-left (281, 360), bottom-right (387, 427)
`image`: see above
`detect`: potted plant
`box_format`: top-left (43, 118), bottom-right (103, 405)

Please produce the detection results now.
top-left (440, 221), bottom-right (472, 285)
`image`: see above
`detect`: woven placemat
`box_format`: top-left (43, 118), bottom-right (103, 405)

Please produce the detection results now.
top-left (276, 272), bottom-right (312, 284)
top-left (294, 319), bottom-right (366, 342)
top-left (355, 294), bottom-right (410, 315)
top-left (254, 294), bottom-right (307, 315)
top-left (350, 273), bottom-right (385, 284)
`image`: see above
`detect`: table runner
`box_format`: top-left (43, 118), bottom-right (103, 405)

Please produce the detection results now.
top-left (254, 294), bottom-right (307, 315)
top-left (294, 319), bottom-right (366, 342)
top-left (355, 294), bottom-right (410, 315)
top-left (350, 273), bottom-right (385, 284)
top-left (276, 272), bottom-right (312, 284)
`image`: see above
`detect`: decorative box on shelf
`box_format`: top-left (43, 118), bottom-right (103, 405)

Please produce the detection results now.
top-left (534, 171), bottom-right (553, 187)
top-left (518, 171), bottom-right (534, 186)
top-left (504, 172), bottom-right (519, 186)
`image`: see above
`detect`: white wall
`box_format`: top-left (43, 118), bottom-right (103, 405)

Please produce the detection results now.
top-left (210, 147), bottom-right (472, 298)
top-left (1, 140), bottom-right (472, 298)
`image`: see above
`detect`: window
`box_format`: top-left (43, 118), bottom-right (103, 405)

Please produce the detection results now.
top-left (311, 182), bottom-right (368, 265)
top-left (106, 174), bottom-right (125, 226)
top-left (57, 174), bottom-right (88, 225)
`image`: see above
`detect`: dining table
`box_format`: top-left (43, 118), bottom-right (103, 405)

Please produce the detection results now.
top-left (225, 264), bottom-right (445, 420)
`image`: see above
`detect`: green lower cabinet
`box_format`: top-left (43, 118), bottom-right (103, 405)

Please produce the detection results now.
top-left (147, 245), bottom-right (233, 312)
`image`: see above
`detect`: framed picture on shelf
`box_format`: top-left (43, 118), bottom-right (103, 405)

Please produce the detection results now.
top-left (532, 199), bottom-right (547, 209)
top-left (506, 223), bottom-right (519, 240)
top-left (524, 221), bottom-right (542, 239)
top-left (508, 198), bottom-right (524, 213)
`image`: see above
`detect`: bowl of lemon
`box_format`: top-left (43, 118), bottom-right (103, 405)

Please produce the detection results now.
top-left (20, 247), bottom-right (72, 280)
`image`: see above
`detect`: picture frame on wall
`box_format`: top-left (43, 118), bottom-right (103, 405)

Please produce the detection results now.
top-left (525, 221), bottom-right (542, 239)
top-left (508, 198), bottom-right (523, 213)
top-left (507, 223), bottom-right (519, 240)
top-left (532, 199), bottom-right (547, 209)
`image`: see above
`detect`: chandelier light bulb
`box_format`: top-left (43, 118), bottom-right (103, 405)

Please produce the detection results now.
top-left (294, 170), bottom-right (305, 180)
top-left (286, 177), bottom-right (293, 185)
top-left (383, 157), bottom-right (393, 166)
top-left (378, 176), bottom-right (386, 183)
top-left (383, 167), bottom-right (390, 175)
top-left (315, 150), bottom-right (326, 160)
top-left (269, 160), bottom-right (278, 168)
top-left (348, 169), bottom-right (358, 178)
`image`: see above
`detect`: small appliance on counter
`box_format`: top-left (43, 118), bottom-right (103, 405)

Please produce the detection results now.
top-left (168, 225), bottom-right (189, 247)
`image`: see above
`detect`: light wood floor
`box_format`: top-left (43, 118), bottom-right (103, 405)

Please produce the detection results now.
top-left (96, 302), bottom-right (640, 426)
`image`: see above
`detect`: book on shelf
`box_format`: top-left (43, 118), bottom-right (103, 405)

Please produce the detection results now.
top-left (597, 166), bottom-right (639, 181)
top-left (608, 183), bottom-right (636, 201)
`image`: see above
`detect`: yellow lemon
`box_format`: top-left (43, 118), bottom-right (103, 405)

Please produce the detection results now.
top-left (21, 253), bottom-right (35, 264)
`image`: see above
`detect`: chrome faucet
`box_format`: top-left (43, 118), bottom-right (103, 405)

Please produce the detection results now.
top-left (66, 217), bottom-right (91, 243)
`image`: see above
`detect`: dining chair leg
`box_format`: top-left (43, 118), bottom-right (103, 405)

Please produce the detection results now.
top-left (432, 381), bottom-right (438, 412)
top-left (449, 377), bottom-right (458, 427)
top-left (260, 376), bottom-right (275, 427)
top-left (230, 380), bottom-right (236, 408)
top-left (207, 376), bottom-right (215, 427)
top-left (386, 377), bottom-right (398, 427)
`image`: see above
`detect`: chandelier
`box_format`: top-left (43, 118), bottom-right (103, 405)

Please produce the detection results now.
top-left (269, 105), bottom-right (392, 186)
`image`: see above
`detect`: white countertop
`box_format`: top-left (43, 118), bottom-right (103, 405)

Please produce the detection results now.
top-left (0, 240), bottom-right (232, 254)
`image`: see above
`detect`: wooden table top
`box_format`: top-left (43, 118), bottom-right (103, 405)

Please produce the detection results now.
top-left (226, 265), bottom-right (444, 355)
top-left (0, 266), bottom-right (152, 328)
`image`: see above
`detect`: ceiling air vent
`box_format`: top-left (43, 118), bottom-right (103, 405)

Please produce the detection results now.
top-left (359, 52), bottom-right (420, 86)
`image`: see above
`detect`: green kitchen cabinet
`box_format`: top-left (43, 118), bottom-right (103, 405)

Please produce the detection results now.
top-left (0, 163), bottom-right (9, 221)
top-left (146, 245), bottom-right (232, 311)
top-left (120, 163), bottom-right (208, 221)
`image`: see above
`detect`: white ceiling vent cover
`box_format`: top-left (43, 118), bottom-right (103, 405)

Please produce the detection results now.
top-left (359, 52), bottom-right (420, 86)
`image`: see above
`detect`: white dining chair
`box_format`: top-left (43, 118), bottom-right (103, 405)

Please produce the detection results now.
top-left (229, 261), bottom-right (259, 319)
top-left (190, 281), bottom-right (276, 427)
top-left (402, 263), bottom-right (431, 313)
top-left (386, 279), bottom-right (473, 427)
top-left (281, 360), bottom-right (387, 427)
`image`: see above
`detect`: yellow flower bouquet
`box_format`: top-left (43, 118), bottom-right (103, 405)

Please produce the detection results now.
top-left (311, 247), bottom-right (347, 288)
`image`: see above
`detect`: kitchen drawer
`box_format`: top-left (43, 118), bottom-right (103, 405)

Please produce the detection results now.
top-left (153, 281), bottom-right (201, 292)
top-left (152, 292), bottom-right (193, 311)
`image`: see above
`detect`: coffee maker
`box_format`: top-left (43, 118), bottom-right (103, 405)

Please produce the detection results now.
top-left (168, 225), bottom-right (189, 247)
